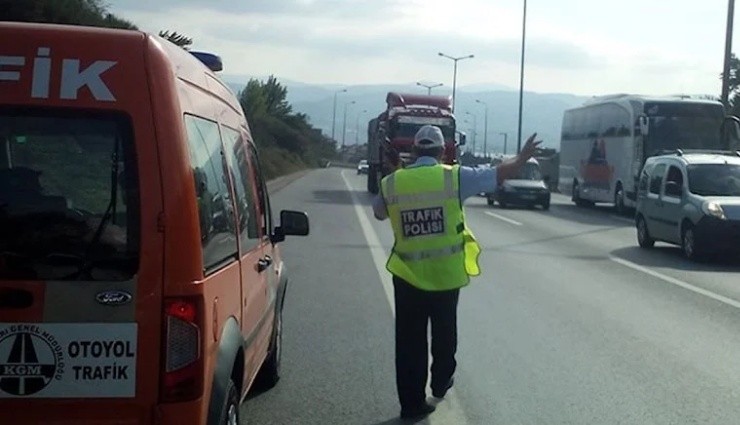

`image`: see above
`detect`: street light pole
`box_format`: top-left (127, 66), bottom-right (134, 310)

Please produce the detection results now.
top-left (465, 111), bottom-right (478, 155)
top-left (355, 109), bottom-right (367, 144)
top-left (476, 99), bottom-right (489, 158)
top-left (438, 52), bottom-right (475, 113)
top-left (416, 81), bottom-right (444, 95)
top-left (342, 100), bottom-right (356, 148)
top-left (499, 132), bottom-right (508, 155)
top-left (332, 88), bottom-right (347, 142)
top-left (516, 0), bottom-right (528, 153)
top-left (722, 0), bottom-right (735, 110)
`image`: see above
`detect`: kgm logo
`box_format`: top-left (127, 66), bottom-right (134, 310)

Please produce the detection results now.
top-left (0, 47), bottom-right (117, 101)
top-left (0, 325), bottom-right (65, 396)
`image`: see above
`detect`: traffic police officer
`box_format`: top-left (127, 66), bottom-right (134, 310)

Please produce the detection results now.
top-left (372, 125), bottom-right (540, 420)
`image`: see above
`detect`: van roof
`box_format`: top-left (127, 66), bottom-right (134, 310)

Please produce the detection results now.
top-left (0, 21), bottom-right (241, 115)
top-left (649, 152), bottom-right (740, 166)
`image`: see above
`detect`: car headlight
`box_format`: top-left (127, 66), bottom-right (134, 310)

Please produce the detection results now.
top-left (702, 201), bottom-right (727, 220)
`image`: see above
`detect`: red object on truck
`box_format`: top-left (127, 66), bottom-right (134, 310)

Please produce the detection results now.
top-left (366, 92), bottom-right (465, 194)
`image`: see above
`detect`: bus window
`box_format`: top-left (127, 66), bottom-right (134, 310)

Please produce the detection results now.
top-left (644, 102), bottom-right (724, 154)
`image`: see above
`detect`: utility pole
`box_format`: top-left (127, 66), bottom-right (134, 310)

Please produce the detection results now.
top-left (417, 82), bottom-right (444, 95)
top-left (722, 0), bottom-right (736, 110)
top-left (332, 89), bottom-right (347, 142)
top-left (476, 99), bottom-right (489, 158)
top-left (438, 52), bottom-right (475, 113)
top-left (342, 100), bottom-right (356, 148)
top-left (516, 0), bottom-right (528, 153)
top-left (499, 132), bottom-right (509, 155)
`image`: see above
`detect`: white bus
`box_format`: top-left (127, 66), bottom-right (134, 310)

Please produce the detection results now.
top-left (558, 94), bottom-right (740, 213)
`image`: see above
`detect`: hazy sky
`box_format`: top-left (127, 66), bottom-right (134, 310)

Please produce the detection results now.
top-left (109, 0), bottom-right (737, 96)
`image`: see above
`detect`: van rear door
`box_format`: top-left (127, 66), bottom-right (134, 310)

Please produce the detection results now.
top-left (0, 23), bottom-right (163, 424)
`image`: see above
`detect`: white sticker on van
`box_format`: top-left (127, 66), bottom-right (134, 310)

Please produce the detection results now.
top-left (0, 47), bottom-right (118, 101)
top-left (0, 323), bottom-right (137, 398)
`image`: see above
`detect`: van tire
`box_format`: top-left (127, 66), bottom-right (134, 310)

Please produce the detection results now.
top-left (573, 181), bottom-right (593, 208)
top-left (254, 305), bottom-right (283, 391)
top-left (636, 215), bottom-right (654, 248)
top-left (682, 222), bottom-right (704, 262)
top-left (218, 380), bottom-right (240, 425)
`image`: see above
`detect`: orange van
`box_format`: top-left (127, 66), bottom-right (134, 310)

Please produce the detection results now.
top-left (0, 22), bottom-right (309, 424)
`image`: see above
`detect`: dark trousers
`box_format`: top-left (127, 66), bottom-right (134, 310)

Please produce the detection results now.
top-left (392, 275), bottom-right (460, 409)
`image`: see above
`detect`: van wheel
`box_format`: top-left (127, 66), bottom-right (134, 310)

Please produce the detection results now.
top-left (573, 182), bottom-right (592, 208)
top-left (254, 305), bottom-right (283, 391)
top-left (682, 223), bottom-right (703, 261)
top-left (218, 380), bottom-right (240, 425)
top-left (636, 215), bottom-right (654, 248)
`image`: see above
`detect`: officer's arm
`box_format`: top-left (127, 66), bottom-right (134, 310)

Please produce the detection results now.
top-left (372, 193), bottom-right (389, 221)
top-left (496, 133), bottom-right (541, 185)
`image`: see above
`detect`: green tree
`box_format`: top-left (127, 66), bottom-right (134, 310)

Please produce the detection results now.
top-left (158, 30), bottom-right (193, 50)
top-left (0, 0), bottom-right (136, 29)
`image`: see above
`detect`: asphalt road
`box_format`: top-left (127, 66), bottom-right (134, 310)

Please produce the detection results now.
top-left (243, 167), bottom-right (740, 425)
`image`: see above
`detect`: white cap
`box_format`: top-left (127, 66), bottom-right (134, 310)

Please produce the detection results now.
top-left (414, 125), bottom-right (445, 149)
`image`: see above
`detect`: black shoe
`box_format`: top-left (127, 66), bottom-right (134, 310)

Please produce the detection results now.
top-left (432, 378), bottom-right (454, 399)
top-left (400, 402), bottom-right (436, 420)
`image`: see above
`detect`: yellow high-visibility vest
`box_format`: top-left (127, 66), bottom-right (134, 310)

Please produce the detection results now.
top-left (381, 164), bottom-right (481, 291)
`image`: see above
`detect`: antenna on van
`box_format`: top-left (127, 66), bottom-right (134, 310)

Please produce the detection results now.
top-left (190, 51), bottom-right (223, 72)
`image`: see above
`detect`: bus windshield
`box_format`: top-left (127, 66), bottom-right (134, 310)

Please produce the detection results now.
top-left (645, 102), bottom-right (724, 155)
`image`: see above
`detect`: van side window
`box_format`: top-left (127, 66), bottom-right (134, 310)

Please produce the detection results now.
top-left (649, 163), bottom-right (666, 195)
top-left (638, 170), bottom-right (650, 194)
top-left (184, 114), bottom-right (238, 272)
top-left (220, 125), bottom-right (260, 252)
top-left (247, 144), bottom-right (272, 238)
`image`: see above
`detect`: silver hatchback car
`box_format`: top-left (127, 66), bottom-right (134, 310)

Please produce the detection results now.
top-left (635, 150), bottom-right (740, 261)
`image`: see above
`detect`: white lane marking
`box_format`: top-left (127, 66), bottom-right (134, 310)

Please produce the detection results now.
top-left (341, 170), bottom-right (470, 425)
top-left (484, 211), bottom-right (523, 226)
top-left (610, 256), bottom-right (740, 310)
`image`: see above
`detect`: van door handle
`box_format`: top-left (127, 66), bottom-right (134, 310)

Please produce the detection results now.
top-left (257, 256), bottom-right (273, 273)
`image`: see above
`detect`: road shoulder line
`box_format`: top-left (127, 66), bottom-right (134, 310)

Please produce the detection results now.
top-left (484, 211), bottom-right (523, 226)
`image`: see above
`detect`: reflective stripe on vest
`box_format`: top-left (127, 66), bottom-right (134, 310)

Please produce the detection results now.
top-left (395, 243), bottom-right (465, 262)
top-left (384, 169), bottom-right (455, 205)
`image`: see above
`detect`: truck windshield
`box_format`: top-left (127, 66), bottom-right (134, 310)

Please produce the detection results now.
top-left (0, 108), bottom-right (139, 281)
top-left (391, 120), bottom-right (455, 140)
top-left (645, 102), bottom-right (724, 156)
top-left (687, 164), bottom-right (740, 196)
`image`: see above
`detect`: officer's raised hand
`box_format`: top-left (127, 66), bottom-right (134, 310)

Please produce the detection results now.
top-left (519, 133), bottom-right (542, 163)
top-left (496, 132), bottom-right (542, 184)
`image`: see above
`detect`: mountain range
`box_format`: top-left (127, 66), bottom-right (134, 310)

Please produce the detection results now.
top-left (223, 74), bottom-right (590, 152)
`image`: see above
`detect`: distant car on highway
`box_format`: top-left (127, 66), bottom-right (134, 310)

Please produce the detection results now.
top-left (357, 159), bottom-right (369, 175)
top-left (635, 149), bottom-right (740, 261)
top-left (487, 158), bottom-right (551, 210)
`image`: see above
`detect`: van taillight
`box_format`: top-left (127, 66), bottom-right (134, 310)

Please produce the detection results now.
top-left (161, 297), bottom-right (202, 402)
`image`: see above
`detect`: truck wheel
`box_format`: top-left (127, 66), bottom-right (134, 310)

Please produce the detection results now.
top-left (367, 166), bottom-right (379, 194)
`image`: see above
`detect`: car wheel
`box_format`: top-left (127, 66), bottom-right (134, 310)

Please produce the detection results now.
top-left (498, 201), bottom-right (508, 209)
top-left (636, 215), bottom-right (654, 248)
top-left (486, 197), bottom-right (494, 206)
top-left (682, 224), bottom-right (702, 261)
top-left (542, 200), bottom-right (550, 211)
top-left (254, 304), bottom-right (283, 390)
top-left (217, 380), bottom-right (240, 425)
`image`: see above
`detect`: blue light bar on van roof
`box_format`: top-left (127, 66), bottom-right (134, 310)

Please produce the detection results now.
top-left (190, 51), bottom-right (223, 72)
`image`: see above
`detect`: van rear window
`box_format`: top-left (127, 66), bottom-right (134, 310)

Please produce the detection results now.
top-left (0, 108), bottom-right (139, 281)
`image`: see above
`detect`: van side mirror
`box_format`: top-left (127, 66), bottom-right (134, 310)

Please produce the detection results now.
top-left (638, 115), bottom-right (650, 136)
top-left (665, 181), bottom-right (682, 198)
top-left (272, 210), bottom-right (309, 243)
